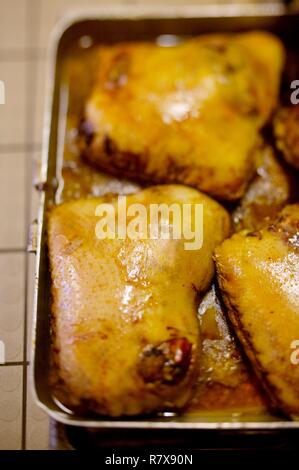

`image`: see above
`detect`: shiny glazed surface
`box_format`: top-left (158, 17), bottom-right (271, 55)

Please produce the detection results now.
top-left (48, 185), bottom-right (230, 416)
top-left (215, 204), bottom-right (299, 418)
top-left (79, 32), bottom-right (284, 200)
top-left (233, 145), bottom-right (293, 231)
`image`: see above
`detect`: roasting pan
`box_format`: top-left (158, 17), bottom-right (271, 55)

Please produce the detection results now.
top-left (29, 3), bottom-right (299, 431)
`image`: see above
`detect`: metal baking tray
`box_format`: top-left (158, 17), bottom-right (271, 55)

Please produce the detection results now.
top-left (30, 3), bottom-right (299, 431)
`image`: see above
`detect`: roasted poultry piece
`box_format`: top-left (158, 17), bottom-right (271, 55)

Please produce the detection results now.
top-left (79, 32), bottom-right (284, 200)
top-left (215, 204), bottom-right (299, 418)
top-left (233, 145), bottom-right (292, 231)
top-left (274, 105), bottom-right (299, 170)
top-left (48, 185), bottom-right (230, 416)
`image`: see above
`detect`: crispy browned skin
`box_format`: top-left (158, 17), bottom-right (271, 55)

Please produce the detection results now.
top-left (79, 33), bottom-right (284, 200)
top-left (233, 146), bottom-right (292, 231)
top-left (48, 185), bottom-right (230, 416)
top-left (274, 105), bottom-right (299, 170)
top-left (215, 204), bottom-right (299, 418)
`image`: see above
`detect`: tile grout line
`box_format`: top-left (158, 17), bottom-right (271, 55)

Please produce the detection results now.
top-left (21, 0), bottom-right (41, 451)
top-left (0, 362), bottom-right (30, 368)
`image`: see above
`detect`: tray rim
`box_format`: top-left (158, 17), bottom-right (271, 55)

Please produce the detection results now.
top-left (30, 3), bottom-right (299, 430)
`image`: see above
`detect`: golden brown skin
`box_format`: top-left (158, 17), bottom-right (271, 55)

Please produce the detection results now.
top-left (215, 204), bottom-right (299, 418)
top-left (48, 185), bottom-right (230, 416)
top-left (274, 105), bottom-right (299, 170)
top-left (79, 33), bottom-right (284, 200)
top-left (233, 146), bottom-right (292, 231)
